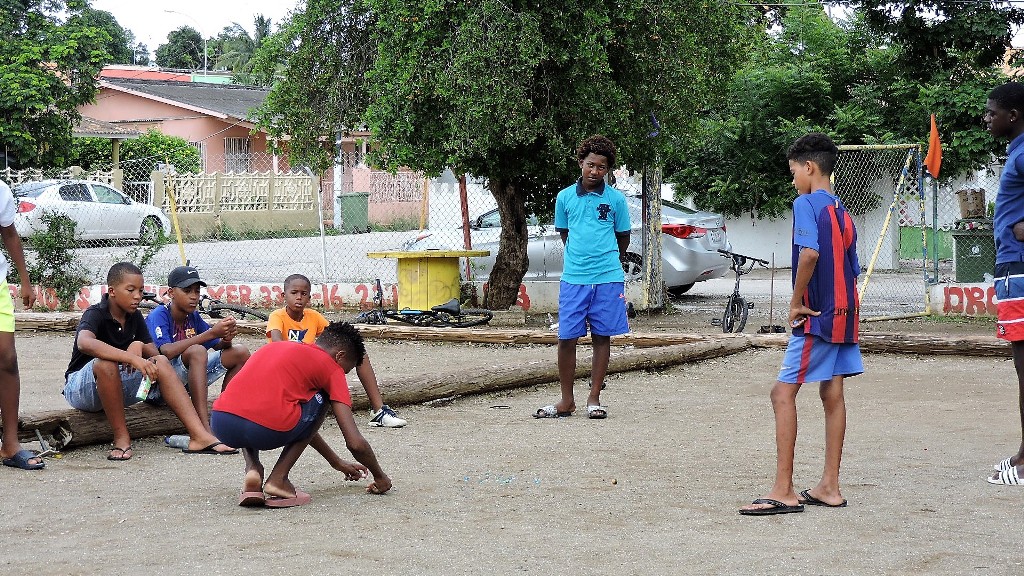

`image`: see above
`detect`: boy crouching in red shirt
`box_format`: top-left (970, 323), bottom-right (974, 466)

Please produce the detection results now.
top-left (212, 321), bottom-right (391, 507)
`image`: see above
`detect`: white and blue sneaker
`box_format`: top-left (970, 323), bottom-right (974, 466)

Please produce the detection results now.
top-left (369, 405), bottom-right (407, 428)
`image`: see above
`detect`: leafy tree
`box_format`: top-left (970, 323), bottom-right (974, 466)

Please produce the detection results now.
top-left (154, 26), bottom-right (206, 70)
top-left (254, 0), bottom-right (749, 308)
top-left (78, 7), bottom-right (134, 65)
top-left (67, 129), bottom-right (200, 173)
top-left (132, 42), bottom-right (150, 66)
top-left (212, 16), bottom-right (273, 84)
top-left (672, 2), bottom-right (1021, 219)
top-left (0, 0), bottom-right (110, 168)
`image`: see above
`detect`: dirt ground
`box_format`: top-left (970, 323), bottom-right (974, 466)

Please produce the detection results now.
top-left (1, 309), bottom-right (1021, 576)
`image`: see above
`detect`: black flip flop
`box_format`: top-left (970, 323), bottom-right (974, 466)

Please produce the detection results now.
top-left (739, 498), bottom-right (804, 515)
top-left (798, 489), bottom-right (848, 508)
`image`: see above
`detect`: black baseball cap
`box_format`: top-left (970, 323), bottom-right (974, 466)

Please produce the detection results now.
top-left (167, 266), bottom-right (207, 289)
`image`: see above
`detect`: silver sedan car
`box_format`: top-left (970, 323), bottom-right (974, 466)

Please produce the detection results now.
top-left (13, 179), bottom-right (171, 244)
top-left (404, 196), bottom-right (731, 294)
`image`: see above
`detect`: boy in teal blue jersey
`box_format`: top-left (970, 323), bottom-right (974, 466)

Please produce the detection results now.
top-left (534, 135), bottom-right (631, 420)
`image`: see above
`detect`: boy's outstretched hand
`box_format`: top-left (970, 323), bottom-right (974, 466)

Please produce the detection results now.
top-left (332, 459), bottom-right (369, 481)
top-left (366, 475), bottom-right (392, 495)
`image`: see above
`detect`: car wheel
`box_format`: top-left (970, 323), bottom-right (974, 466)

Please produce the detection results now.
top-left (621, 252), bottom-right (642, 281)
top-left (139, 217), bottom-right (162, 245)
top-left (667, 283), bottom-right (695, 296)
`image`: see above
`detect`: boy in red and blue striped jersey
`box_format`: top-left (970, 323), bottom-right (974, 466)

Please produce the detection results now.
top-left (741, 133), bottom-right (862, 515)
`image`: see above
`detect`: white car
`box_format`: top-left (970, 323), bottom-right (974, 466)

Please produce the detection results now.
top-left (13, 179), bottom-right (171, 243)
top-left (404, 196), bottom-right (732, 294)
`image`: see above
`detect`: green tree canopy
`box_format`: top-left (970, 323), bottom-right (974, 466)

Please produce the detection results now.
top-left (211, 16), bottom-right (273, 84)
top-left (672, 2), bottom-right (1022, 219)
top-left (0, 0), bottom-right (110, 168)
top-left (254, 0), bottom-right (749, 307)
top-left (78, 6), bottom-right (134, 65)
top-left (154, 26), bottom-right (206, 70)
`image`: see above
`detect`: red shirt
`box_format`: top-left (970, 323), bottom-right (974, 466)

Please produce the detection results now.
top-left (212, 341), bottom-right (352, 431)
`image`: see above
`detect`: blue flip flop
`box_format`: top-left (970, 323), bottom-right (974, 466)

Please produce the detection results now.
top-left (3, 449), bottom-right (45, 470)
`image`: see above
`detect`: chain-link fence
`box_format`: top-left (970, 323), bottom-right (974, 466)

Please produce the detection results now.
top-left (833, 145), bottom-right (929, 319)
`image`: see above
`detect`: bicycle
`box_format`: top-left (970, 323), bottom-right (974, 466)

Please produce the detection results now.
top-left (354, 279), bottom-right (493, 328)
top-left (711, 249), bottom-right (769, 333)
top-left (139, 291), bottom-right (269, 322)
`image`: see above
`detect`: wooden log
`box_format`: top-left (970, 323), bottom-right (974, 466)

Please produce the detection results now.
top-left (353, 324), bottom-right (720, 348)
top-left (750, 332), bottom-right (1010, 357)
top-left (13, 311), bottom-right (266, 336)
top-left (18, 338), bottom-right (750, 450)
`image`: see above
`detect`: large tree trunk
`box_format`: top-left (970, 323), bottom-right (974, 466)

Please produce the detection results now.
top-left (482, 178), bottom-right (531, 310)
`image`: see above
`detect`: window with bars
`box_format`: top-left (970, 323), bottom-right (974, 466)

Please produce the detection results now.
top-left (224, 137), bottom-right (251, 173)
top-left (189, 141), bottom-right (207, 172)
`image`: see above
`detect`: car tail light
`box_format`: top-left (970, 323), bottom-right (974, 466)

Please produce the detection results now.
top-left (17, 201), bottom-right (36, 213)
top-left (661, 223), bottom-right (706, 239)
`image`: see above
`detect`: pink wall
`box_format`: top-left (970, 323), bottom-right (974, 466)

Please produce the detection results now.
top-left (80, 87), bottom-right (271, 172)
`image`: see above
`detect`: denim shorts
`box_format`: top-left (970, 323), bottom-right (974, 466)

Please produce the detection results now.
top-left (147, 350), bottom-right (226, 403)
top-left (211, 393), bottom-right (326, 451)
top-left (64, 358), bottom-right (147, 412)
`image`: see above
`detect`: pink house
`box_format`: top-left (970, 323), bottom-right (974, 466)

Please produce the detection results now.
top-left (79, 78), bottom-right (276, 173)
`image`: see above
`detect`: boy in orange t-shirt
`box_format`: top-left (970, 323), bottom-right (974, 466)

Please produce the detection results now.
top-left (267, 274), bottom-right (406, 427)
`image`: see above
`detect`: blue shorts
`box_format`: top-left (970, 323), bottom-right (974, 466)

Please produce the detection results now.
top-left (558, 281), bottom-right (629, 340)
top-left (211, 393), bottom-right (326, 450)
top-left (147, 350), bottom-right (226, 403)
top-left (64, 358), bottom-right (147, 412)
top-left (777, 334), bottom-right (863, 384)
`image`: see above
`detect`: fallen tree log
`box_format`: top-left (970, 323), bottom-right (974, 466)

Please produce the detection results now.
top-left (750, 332), bottom-right (1010, 357)
top-left (353, 324), bottom-right (721, 348)
top-left (13, 311), bottom-right (266, 335)
top-left (18, 337), bottom-right (749, 450)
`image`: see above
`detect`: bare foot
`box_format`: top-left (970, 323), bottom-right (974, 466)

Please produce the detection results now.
top-left (739, 491), bottom-right (799, 512)
top-left (263, 478), bottom-right (298, 499)
top-left (243, 463), bottom-right (265, 493)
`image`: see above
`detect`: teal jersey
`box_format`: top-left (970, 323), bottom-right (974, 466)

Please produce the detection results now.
top-left (554, 180), bottom-right (631, 284)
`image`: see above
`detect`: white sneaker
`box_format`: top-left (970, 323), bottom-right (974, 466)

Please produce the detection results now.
top-left (369, 405), bottom-right (407, 428)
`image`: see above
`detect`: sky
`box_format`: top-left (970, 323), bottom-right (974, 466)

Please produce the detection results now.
top-left (90, 0), bottom-right (301, 55)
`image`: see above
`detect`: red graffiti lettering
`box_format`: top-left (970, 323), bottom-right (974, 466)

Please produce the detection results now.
top-left (207, 286), bottom-right (225, 299)
top-left (986, 286), bottom-right (998, 315)
top-left (965, 287), bottom-right (987, 316)
top-left (355, 284), bottom-right (369, 308)
top-left (516, 284), bottom-right (531, 311)
top-left (237, 285), bottom-right (251, 305)
top-left (76, 286), bottom-right (91, 311)
top-left (328, 285), bottom-right (343, 309)
top-left (943, 287), bottom-right (964, 314)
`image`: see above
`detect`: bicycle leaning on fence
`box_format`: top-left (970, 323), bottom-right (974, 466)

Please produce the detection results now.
top-left (711, 249), bottom-right (769, 333)
top-left (139, 291), bottom-right (269, 322)
top-left (354, 279), bottom-right (492, 328)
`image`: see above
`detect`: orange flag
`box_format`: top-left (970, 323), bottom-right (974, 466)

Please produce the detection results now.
top-left (924, 113), bottom-right (942, 179)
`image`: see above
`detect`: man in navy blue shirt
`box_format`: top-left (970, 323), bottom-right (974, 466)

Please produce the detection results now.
top-left (986, 81), bottom-right (1024, 486)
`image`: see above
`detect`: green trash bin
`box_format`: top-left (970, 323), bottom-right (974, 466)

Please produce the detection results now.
top-left (337, 192), bottom-right (370, 234)
top-left (951, 222), bottom-right (995, 283)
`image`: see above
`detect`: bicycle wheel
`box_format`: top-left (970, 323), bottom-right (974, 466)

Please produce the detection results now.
top-left (720, 297), bottom-right (736, 333)
top-left (207, 303), bottom-right (269, 322)
top-left (733, 297), bottom-right (749, 333)
top-left (447, 308), bottom-right (493, 328)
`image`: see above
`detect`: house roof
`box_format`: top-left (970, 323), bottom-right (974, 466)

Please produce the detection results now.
top-left (99, 78), bottom-right (270, 124)
top-left (73, 116), bottom-right (142, 139)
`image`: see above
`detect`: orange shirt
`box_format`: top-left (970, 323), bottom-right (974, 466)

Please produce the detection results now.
top-left (266, 308), bottom-right (330, 344)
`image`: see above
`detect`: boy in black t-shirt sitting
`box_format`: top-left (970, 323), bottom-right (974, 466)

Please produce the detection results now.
top-left (63, 262), bottom-right (237, 461)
